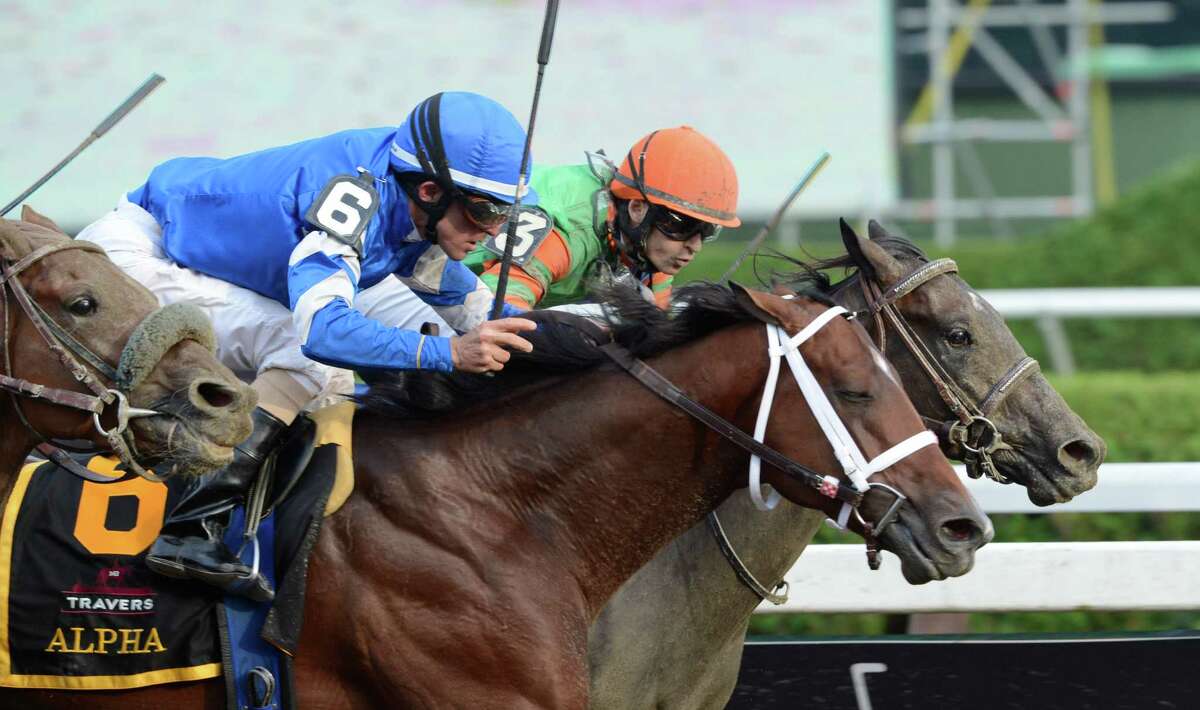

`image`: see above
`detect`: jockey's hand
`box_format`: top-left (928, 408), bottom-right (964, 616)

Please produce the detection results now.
top-left (450, 318), bottom-right (537, 373)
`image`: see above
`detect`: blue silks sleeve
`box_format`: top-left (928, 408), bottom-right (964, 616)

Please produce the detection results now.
top-left (289, 233), bottom-right (453, 371)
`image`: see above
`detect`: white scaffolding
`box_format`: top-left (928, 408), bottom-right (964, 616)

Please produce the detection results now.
top-left (896, 0), bottom-right (1173, 245)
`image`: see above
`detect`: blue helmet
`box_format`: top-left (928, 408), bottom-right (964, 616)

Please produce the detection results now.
top-left (389, 91), bottom-right (537, 206)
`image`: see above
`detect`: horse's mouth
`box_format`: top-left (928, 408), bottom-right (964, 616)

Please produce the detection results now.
top-left (880, 520), bottom-right (944, 585)
top-left (992, 448), bottom-right (1089, 506)
top-left (130, 416), bottom-right (238, 478)
top-left (879, 506), bottom-right (982, 585)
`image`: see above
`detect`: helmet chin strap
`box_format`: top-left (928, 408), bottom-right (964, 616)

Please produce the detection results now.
top-left (415, 189), bottom-right (455, 245)
top-left (404, 92), bottom-right (461, 245)
top-left (614, 199), bottom-right (659, 274)
top-left (613, 130), bottom-right (664, 273)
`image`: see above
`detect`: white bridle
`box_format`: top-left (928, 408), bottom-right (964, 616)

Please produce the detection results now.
top-left (747, 304), bottom-right (939, 531)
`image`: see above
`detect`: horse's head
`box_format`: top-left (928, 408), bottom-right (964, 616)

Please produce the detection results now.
top-left (731, 284), bottom-right (992, 584)
top-left (0, 206), bottom-right (255, 477)
top-left (839, 220), bottom-right (1105, 505)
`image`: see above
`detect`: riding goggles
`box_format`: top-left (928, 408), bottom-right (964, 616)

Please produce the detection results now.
top-left (654, 208), bottom-right (721, 243)
top-left (459, 193), bottom-right (511, 230)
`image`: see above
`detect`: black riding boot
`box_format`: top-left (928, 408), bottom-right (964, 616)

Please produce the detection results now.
top-left (145, 407), bottom-right (287, 602)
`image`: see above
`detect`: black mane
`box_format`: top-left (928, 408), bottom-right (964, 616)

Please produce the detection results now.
top-left (754, 230), bottom-right (930, 294)
top-left (361, 282), bottom-right (797, 420)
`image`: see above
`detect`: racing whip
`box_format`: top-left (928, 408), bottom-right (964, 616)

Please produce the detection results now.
top-left (719, 150), bottom-right (831, 283)
top-left (2, 74), bottom-right (166, 218)
top-left (490, 0), bottom-right (560, 319)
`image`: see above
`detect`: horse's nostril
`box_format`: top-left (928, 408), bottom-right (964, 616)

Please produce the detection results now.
top-left (1060, 439), bottom-right (1100, 469)
top-left (195, 381), bottom-right (238, 409)
top-left (940, 518), bottom-right (979, 545)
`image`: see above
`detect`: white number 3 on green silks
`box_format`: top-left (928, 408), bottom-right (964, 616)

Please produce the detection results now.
top-left (484, 206), bottom-right (553, 267)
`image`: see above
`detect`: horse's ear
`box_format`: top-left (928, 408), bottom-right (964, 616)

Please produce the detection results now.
top-left (867, 219), bottom-right (888, 241)
top-left (840, 218), bottom-right (877, 284)
top-left (729, 282), bottom-right (781, 326)
top-left (20, 205), bottom-right (64, 234)
top-left (840, 217), bottom-right (905, 288)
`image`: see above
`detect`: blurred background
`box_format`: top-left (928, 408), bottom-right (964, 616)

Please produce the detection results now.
top-left (2, 0), bottom-right (1197, 637)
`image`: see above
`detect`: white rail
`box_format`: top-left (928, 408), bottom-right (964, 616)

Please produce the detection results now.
top-left (979, 287), bottom-right (1200, 319)
top-left (961, 462), bottom-right (1200, 513)
top-left (977, 286), bottom-right (1200, 375)
top-left (755, 462), bottom-right (1200, 614)
top-left (762, 541), bottom-right (1200, 613)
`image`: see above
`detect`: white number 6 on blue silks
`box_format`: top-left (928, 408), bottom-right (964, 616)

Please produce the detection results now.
top-left (483, 206), bottom-right (553, 267)
top-left (305, 173), bottom-right (381, 252)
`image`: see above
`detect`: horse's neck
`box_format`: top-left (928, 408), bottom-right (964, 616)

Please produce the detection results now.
top-left (0, 401), bottom-right (33, 509)
top-left (510, 324), bottom-right (771, 616)
top-left (711, 492), bottom-right (826, 588)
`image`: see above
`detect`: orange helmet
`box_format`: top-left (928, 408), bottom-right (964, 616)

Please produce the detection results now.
top-left (610, 126), bottom-right (741, 229)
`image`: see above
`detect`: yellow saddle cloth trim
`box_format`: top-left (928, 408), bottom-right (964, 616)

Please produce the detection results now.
top-left (308, 401), bottom-right (355, 517)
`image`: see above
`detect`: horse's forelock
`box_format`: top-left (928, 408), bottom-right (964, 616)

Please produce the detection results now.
top-left (0, 219), bottom-right (63, 261)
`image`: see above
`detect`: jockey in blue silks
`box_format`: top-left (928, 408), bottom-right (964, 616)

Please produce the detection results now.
top-left (79, 92), bottom-right (538, 601)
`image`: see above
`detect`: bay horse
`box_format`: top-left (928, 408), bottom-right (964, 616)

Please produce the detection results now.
top-left (6, 282), bottom-right (990, 709)
top-left (0, 207), bottom-right (255, 482)
top-left (587, 220), bottom-right (1107, 709)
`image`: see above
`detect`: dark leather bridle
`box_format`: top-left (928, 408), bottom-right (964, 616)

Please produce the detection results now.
top-left (853, 258), bottom-right (1039, 484)
top-left (0, 239), bottom-right (208, 482)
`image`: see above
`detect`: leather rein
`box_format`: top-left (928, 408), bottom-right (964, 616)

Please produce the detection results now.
top-left (1, 240), bottom-right (161, 482)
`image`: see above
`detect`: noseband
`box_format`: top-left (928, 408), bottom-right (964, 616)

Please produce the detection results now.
top-left (0, 239), bottom-right (215, 482)
top-left (855, 259), bottom-right (1040, 483)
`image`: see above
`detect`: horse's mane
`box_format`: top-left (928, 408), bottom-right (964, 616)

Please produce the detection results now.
top-left (757, 230), bottom-right (930, 294)
top-left (360, 282), bottom-right (834, 420)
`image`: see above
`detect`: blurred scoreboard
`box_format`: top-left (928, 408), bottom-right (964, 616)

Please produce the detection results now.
top-left (1, 0), bottom-right (897, 227)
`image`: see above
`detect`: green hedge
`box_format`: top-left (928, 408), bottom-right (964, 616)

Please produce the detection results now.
top-left (750, 370), bottom-right (1200, 636)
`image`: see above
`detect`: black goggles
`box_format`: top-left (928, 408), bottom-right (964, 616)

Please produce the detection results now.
top-left (459, 193), bottom-right (510, 229)
top-left (654, 208), bottom-right (721, 243)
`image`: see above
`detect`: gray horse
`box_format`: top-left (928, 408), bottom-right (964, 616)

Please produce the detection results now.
top-left (587, 220), bottom-right (1105, 709)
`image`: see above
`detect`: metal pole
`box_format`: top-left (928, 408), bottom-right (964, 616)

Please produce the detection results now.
top-left (929, 0), bottom-right (957, 247)
top-left (1, 74), bottom-right (165, 218)
top-left (1068, 0), bottom-right (1095, 217)
top-left (491, 0), bottom-right (560, 319)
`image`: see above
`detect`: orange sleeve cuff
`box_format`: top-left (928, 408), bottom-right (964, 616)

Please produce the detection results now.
top-left (481, 259), bottom-right (541, 309)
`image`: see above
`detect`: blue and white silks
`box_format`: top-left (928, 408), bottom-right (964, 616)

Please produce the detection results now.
top-left (127, 122), bottom-right (526, 373)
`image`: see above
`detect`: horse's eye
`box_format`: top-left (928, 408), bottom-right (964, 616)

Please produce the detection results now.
top-left (945, 328), bottom-right (972, 348)
top-left (836, 390), bottom-right (874, 404)
top-left (67, 296), bottom-right (98, 317)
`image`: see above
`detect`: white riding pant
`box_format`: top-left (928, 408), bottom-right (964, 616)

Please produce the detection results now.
top-left (77, 197), bottom-right (448, 406)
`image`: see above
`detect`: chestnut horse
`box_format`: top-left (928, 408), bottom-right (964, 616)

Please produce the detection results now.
top-left (587, 220), bottom-right (1107, 709)
top-left (0, 207), bottom-right (254, 482)
top-left (6, 283), bottom-right (991, 708)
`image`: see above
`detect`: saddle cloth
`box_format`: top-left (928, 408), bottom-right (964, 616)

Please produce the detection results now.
top-left (0, 403), bottom-right (355, 691)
